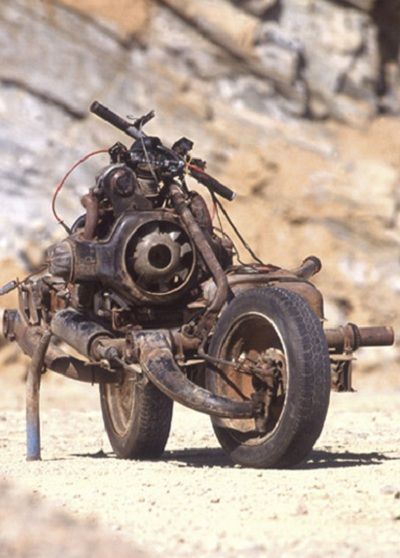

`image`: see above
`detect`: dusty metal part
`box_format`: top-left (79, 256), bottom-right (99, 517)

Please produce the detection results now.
top-left (330, 355), bottom-right (354, 392)
top-left (228, 274), bottom-right (324, 318)
top-left (289, 256), bottom-right (322, 279)
top-left (325, 324), bottom-right (394, 392)
top-left (132, 330), bottom-right (256, 418)
top-left (81, 191), bottom-right (99, 240)
top-left (208, 311), bottom-right (288, 434)
top-left (6, 311), bottom-right (119, 384)
top-left (2, 309), bottom-right (18, 341)
top-left (129, 221), bottom-right (195, 294)
top-left (90, 336), bottom-right (125, 363)
top-left (48, 210), bottom-right (198, 306)
top-left (170, 183), bottom-right (228, 325)
top-left (0, 279), bottom-right (18, 296)
top-left (26, 330), bottom-right (52, 461)
top-left (189, 192), bottom-right (213, 234)
top-left (325, 324), bottom-right (394, 352)
top-left (51, 309), bottom-right (113, 358)
top-left (47, 241), bottom-right (74, 282)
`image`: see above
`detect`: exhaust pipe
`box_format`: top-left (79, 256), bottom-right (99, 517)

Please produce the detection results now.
top-left (48, 309), bottom-right (256, 418)
top-left (325, 323), bottom-right (394, 352)
top-left (4, 310), bottom-right (118, 384)
top-left (132, 330), bottom-right (256, 419)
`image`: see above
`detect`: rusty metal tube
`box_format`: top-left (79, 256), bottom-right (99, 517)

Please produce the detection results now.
top-left (26, 330), bottom-right (52, 461)
top-left (81, 191), bottom-right (99, 241)
top-left (134, 330), bottom-right (255, 418)
top-left (170, 183), bottom-right (228, 315)
top-left (325, 324), bottom-right (394, 352)
top-left (290, 256), bottom-right (322, 279)
top-left (51, 308), bottom-right (112, 358)
top-left (8, 311), bottom-right (118, 384)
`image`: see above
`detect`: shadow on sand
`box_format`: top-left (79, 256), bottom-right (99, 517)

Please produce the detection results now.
top-left (70, 447), bottom-right (398, 470)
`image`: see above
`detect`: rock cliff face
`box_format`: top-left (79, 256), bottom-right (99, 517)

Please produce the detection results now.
top-left (0, 0), bottom-right (399, 369)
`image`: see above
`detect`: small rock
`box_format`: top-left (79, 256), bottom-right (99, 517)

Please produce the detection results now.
top-left (381, 485), bottom-right (399, 496)
top-left (295, 502), bottom-right (308, 516)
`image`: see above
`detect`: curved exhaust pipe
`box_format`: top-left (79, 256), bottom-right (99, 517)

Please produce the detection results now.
top-left (49, 309), bottom-right (256, 419)
top-left (133, 330), bottom-right (255, 419)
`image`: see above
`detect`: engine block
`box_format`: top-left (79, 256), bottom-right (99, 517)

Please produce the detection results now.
top-left (47, 210), bottom-right (198, 306)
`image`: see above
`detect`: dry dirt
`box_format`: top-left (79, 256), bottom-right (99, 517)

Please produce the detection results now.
top-left (0, 363), bottom-right (399, 558)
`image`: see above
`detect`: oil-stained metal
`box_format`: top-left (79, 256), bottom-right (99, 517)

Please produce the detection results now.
top-left (51, 308), bottom-right (113, 358)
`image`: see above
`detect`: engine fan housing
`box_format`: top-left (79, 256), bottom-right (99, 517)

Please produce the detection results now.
top-left (126, 220), bottom-right (195, 296)
top-left (48, 211), bottom-right (199, 306)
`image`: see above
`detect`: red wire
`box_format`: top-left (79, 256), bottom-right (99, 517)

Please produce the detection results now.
top-left (52, 148), bottom-right (109, 230)
top-left (188, 163), bottom-right (206, 174)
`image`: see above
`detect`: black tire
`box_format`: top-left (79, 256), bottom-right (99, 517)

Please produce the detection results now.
top-left (206, 287), bottom-right (331, 468)
top-left (100, 373), bottom-right (173, 459)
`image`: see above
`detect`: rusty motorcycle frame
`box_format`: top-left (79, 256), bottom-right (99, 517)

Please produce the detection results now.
top-left (1, 102), bottom-right (394, 468)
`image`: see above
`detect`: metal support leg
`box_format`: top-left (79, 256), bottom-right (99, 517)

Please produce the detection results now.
top-left (26, 330), bottom-right (52, 461)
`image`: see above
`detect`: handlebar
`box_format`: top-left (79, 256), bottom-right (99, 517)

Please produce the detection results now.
top-left (90, 101), bottom-right (145, 141)
top-left (90, 101), bottom-right (236, 201)
top-left (189, 165), bottom-right (236, 201)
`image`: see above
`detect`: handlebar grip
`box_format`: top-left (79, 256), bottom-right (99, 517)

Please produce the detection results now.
top-left (189, 167), bottom-right (236, 201)
top-left (90, 101), bottom-right (143, 140)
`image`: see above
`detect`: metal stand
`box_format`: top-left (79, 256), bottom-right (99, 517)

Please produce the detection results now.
top-left (26, 330), bottom-right (52, 461)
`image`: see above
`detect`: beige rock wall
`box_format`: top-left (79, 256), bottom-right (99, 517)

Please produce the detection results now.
top-left (0, 0), bottom-right (399, 371)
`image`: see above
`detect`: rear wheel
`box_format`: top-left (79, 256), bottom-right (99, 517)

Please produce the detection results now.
top-left (100, 372), bottom-right (173, 459)
top-left (206, 287), bottom-right (330, 468)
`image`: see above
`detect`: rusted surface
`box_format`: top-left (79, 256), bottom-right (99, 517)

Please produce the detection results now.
top-left (170, 183), bottom-right (228, 318)
top-left (228, 274), bottom-right (325, 318)
top-left (51, 308), bottom-right (113, 357)
top-left (0, 100), bottom-right (395, 462)
top-left (208, 313), bottom-right (287, 433)
top-left (81, 191), bottom-right (99, 241)
top-left (7, 311), bottom-right (119, 384)
top-left (289, 256), bottom-right (322, 279)
top-left (133, 330), bottom-right (255, 418)
top-left (26, 330), bottom-right (52, 461)
top-left (325, 324), bottom-right (394, 352)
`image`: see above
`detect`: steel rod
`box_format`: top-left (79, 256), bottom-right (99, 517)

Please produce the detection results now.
top-left (26, 330), bottom-right (52, 461)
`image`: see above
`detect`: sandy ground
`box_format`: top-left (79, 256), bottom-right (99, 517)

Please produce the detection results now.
top-left (0, 364), bottom-right (399, 558)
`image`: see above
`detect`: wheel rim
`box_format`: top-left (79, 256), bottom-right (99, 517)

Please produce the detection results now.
top-left (103, 374), bottom-right (136, 438)
top-left (211, 312), bottom-right (288, 445)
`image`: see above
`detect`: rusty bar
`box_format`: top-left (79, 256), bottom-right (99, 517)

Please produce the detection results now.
top-left (170, 183), bottom-right (228, 316)
top-left (7, 311), bottom-right (119, 384)
top-left (26, 330), bottom-right (52, 461)
top-left (290, 256), bottom-right (322, 279)
top-left (81, 191), bottom-right (99, 241)
top-left (134, 330), bottom-right (255, 418)
top-left (325, 324), bottom-right (394, 352)
top-left (51, 308), bottom-right (112, 358)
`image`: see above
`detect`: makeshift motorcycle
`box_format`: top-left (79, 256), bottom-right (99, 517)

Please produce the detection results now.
top-left (1, 102), bottom-right (394, 467)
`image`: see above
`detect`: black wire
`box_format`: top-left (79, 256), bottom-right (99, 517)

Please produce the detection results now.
top-left (211, 192), bottom-right (265, 266)
top-left (139, 122), bottom-right (159, 186)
